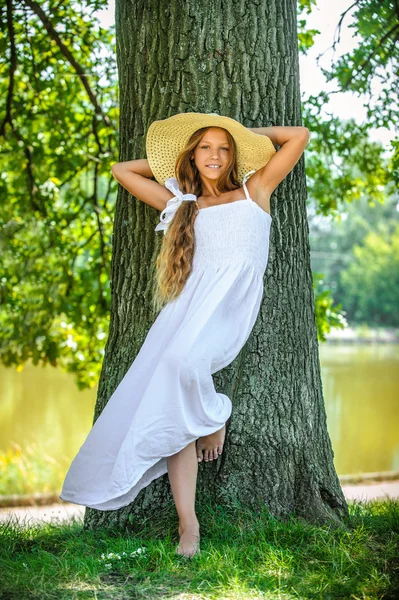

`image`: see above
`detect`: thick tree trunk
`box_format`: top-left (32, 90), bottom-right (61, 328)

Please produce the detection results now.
top-left (84, 0), bottom-right (348, 531)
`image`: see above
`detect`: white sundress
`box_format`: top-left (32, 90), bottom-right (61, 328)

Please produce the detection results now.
top-left (59, 170), bottom-right (272, 510)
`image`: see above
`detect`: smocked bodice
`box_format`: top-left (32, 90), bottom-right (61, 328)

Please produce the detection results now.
top-left (155, 169), bottom-right (273, 275)
top-left (192, 198), bottom-right (272, 273)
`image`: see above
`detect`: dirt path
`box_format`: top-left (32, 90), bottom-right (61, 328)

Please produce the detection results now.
top-left (1, 481), bottom-right (398, 528)
top-left (0, 501), bottom-right (85, 527)
top-left (340, 480), bottom-right (399, 501)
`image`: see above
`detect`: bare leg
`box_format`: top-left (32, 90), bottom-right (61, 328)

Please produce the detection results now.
top-left (167, 440), bottom-right (200, 557)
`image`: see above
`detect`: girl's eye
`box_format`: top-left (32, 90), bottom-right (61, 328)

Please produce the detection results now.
top-left (201, 145), bottom-right (229, 150)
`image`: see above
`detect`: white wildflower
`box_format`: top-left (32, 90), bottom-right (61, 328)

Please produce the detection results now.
top-left (130, 547), bottom-right (146, 556)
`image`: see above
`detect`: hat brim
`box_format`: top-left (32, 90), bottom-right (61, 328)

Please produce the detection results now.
top-left (146, 112), bottom-right (276, 186)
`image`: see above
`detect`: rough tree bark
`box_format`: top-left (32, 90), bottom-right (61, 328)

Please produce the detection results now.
top-left (84, 0), bottom-right (349, 531)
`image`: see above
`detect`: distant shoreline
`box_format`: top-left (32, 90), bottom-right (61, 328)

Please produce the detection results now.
top-left (325, 326), bottom-right (399, 344)
top-left (1, 471), bottom-right (399, 508)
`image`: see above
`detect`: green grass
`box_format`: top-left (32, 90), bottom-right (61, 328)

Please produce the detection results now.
top-left (0, 497), bottom-right (398, 599)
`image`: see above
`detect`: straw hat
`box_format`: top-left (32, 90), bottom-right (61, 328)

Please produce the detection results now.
top-left (146, 112), bottom-right (276, 186)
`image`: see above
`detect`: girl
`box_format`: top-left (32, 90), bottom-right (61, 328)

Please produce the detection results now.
top-left (60, 112), bottom-right (310, 558)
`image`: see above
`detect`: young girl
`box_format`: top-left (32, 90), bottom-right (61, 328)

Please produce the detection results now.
top-left (60, 112), bottom-right (310, 558)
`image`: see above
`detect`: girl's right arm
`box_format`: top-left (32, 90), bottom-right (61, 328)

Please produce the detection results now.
top-left (112, 159), bottom-right (154, 178)
top-left (111, 159), bottom-right (173, 212)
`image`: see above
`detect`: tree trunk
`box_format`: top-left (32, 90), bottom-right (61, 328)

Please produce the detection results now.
top-left (84, 0), bottom-right (349, 531)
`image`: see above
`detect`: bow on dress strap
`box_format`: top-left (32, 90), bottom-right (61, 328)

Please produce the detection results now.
top-left (154, 177), bottom-right (197, 235)
top-left (242, 169), bottom-right (256, 184)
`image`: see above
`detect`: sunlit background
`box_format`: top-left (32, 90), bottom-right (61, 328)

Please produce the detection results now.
top-left (1, 0), bottom-right (398, 500)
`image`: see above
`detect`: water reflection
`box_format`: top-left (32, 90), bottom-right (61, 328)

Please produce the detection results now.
top-left (319, 343), bottom-right (399, 475)
top-left (1, 343), bottom-right (398, 477)
top-left (0, 362), bottom-right (96, 463)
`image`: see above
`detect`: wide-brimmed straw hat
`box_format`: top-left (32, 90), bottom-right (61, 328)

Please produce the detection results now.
top-left (146, 112), bottom-right (276, 186)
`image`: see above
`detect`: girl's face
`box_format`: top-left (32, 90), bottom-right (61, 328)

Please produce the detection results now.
top-left (192, 128), bottom-right (230, 182)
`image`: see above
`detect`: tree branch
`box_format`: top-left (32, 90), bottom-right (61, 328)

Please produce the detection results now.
top-left (315, 0), bottom-right (361, 65)
top-left (23, 0), bottom-right (112, 129)
top-left (0, 0), bottom-right (17, 137)
top-left (340, 22), bottom-right (399, 92)
top-left (102, 174), bottom-right (115, 216)
top-left (92, 161), bottom-right (109, 311)
top-left (22, 4), bottom-right (40, 96)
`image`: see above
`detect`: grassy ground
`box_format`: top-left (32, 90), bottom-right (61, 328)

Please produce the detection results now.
top-left (0, 497), bottom-right (398, 600)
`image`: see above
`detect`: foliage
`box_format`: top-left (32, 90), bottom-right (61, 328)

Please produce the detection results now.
top-left (300, 0), bottom-right (398, 329)
top-left (340, 223), bottom-right (399, 326)
top-left (0, 442), bottom-right (68, 496)
top-left (297, 0), bottom-right (320, 56)
top-left (320, 0), bottom-right (399, 132)
top-left (313, 272), bottom-right (347, 341)
top-left (1, 0), bottom-right (398, 387)
top-left (302, 0), bottom-right (398, 213)
top-left (0, 0), bottom-right (118, 388)
top-left (309, 188), bottom-right (399, 326)
top-left (304, 108), bottom-right (392, 216)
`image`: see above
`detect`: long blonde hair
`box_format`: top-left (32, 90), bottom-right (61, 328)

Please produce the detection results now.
top-left (152, 126), bottom-right (240, 313)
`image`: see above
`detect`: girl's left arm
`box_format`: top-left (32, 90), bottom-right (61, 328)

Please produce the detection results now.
top-left (248, 125), bottom-right (309, 148)
top-left (248, 125), bottom-right (310, 199)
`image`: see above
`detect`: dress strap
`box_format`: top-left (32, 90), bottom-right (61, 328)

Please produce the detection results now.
top-left (242, 170), bottom-right (256, 201)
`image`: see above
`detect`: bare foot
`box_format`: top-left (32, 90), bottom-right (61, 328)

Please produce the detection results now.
top-left (176, 522), bottom-right (200, 558)
top-left (196, 424), bottom-right (226, 463)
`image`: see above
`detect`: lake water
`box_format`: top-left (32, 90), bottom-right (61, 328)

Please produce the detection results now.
top-left (1, 343), bottom-right (398, 477)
